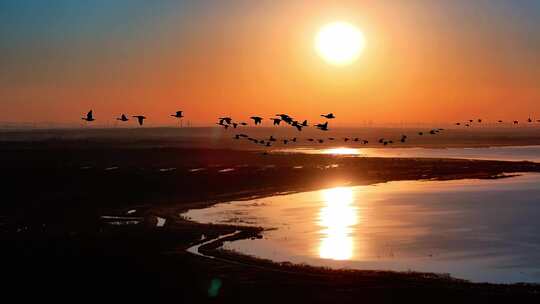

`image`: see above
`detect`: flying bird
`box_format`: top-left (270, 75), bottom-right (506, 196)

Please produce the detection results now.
top-left (321, 113), bottom-right (335, 119)
top-left (250, 116), bottom-right (263, 125)
top-left (270, 118), bottom-right (281, 126)
top-left (82, 110), bottom-right (95, 122)
top-left (315, 122), bottom-right (329, 131)
top-left (171, 111), bottom-right (184, 118)
top-left (217, 122), bottom-right (229, 129)
top-left (219, 117), bottom-right (233, 125)
top-left (116, 114), bottom-right (129, 122)
top-left (291, 121), bottom-right (303, 131)
top-left (132, 115), bottom-right (146, 126)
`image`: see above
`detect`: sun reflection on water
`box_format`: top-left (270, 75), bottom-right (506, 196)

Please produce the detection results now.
top-left (322, 147), bottom-right (361, 155)
top-left (318, 187), bottom-right (358, 260)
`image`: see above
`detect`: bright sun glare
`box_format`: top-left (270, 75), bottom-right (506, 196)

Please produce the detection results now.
top-left (315, 22), bottom-right (365, 66)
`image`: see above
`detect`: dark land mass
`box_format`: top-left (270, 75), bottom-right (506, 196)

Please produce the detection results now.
top-left (2, 134), bottom-right (540, 303)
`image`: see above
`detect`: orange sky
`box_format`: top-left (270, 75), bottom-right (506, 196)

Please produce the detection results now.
top-left (1, 1), bottom-right (539, 126)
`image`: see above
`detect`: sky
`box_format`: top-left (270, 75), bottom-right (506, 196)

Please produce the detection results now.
top-left (1, 0), bottom-right (539, 126)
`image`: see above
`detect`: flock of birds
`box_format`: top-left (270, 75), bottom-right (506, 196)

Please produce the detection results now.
top-left (82, 110), bottom-right (184, 126)
top-left (82, 110), bottom-right (540, 148)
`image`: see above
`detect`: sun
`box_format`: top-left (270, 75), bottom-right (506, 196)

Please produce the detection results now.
top-left (315, 22), bottom-right (365, 66)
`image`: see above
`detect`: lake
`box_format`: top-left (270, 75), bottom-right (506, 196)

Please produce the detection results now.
top-left (275, 145), bottom-right (540, 162)
top-left (183, 173), bottom-right (540, 283)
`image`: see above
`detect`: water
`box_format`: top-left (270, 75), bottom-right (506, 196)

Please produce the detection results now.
top-left (184, 174), bottom-right (540, 283)
top-left (276, 145), bottom-right (540, 162)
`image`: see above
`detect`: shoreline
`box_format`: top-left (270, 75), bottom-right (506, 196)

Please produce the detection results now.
top-left (4, 144), bottom-right (540, 301)
top-left (172, 172), bottom-right (538, 287)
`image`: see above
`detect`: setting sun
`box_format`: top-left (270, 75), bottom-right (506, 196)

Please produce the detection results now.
top-left (315, 21), bottom-right (365, 66)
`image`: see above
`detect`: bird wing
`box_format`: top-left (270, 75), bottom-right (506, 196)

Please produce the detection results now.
top-left (87, 110), bottom-right (93, 119)
top-left (137, 116), bottom-right (144, 125)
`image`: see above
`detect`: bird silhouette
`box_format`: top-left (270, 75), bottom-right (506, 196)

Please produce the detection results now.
top-left (301, 120), bottom-right (308, 127)
top-left (455, 122), bottom-right (461, 126)
top-left (514, 120), bottom-right (519, 124)
top-left (318, 139), bottom-right (324, 143)
top-left (418, 132), bottom-right (424, 135)
top-left (219, 117), bottom-right (233, 125)
top-left (116, 114), bottom-right (129, 122)
top-left (171, 111), bottom-right (184, 118)
top-left (478, 119), bottom-right (482, 123)
top-left (239, 122), bottom-right (248, 126)
top-left (315, 122), bottom-right (329, 131)
top-left (132, 115), bottom-right (146, 126)
top-left (217, 122), bottom-right (229, 129)
top-left (344, 137), bottom-right (350, 142)
top-left (321, 113), bottom-right (335, 119)
top-left (362, 140), bottom-right (369, 144)
top-left (232, 122), bottom-right (238, 128)
top-left (528, 118), bottom-right (533, 123)
top-left (276, 114), bottom-right (294, 124)
top-left (291, 121), bottom-right (303, 131)
top-left (270, 118), bottom-right (281, 126)
top-left (250, 116), bottom-right (263, 125)
top-left (82, 110), bottom-right (95, 122)
top-left (328, 137), bottom-right (335, 141)
top-left (498, 120), bottom-right (503, 123)
top-left (269, 135), bottom-right (277, 142)
top-left (291, 137), bottom-right (297, 142)
top-left (283, 139), bottom-right (289, 144)
top-left (307, 138), bottom-right (314, 142)
top-left (379, 138), bottom-right (385, 143)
